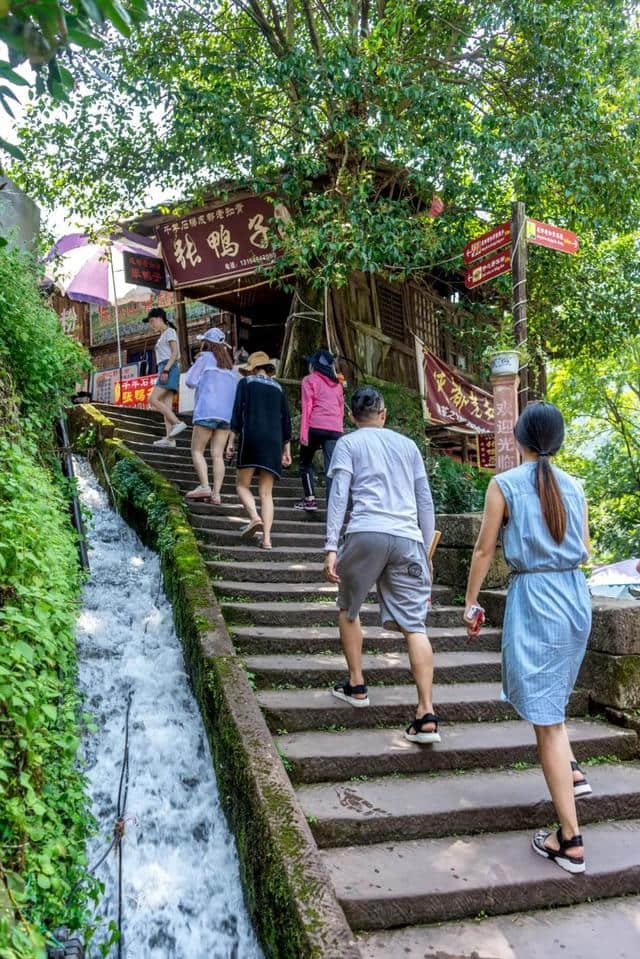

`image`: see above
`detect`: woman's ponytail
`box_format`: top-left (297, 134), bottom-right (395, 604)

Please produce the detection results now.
top-left (536, 455), bottom-right (567, 545)
top-left (514, 402), bottom-right (567, 545)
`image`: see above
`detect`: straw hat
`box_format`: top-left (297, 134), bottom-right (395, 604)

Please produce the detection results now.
top-left (240, 351), bottom-right (279, 373)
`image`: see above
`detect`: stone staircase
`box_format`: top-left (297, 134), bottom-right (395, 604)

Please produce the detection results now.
top-left (96, 404), bottom-right (640, 957)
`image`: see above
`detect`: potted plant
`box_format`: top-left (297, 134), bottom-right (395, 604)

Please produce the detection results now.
top-left (483, 313), bottom-right (527, 376)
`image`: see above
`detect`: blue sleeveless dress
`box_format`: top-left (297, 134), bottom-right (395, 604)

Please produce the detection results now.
top-left (494, 462), bottom-right (592, 725)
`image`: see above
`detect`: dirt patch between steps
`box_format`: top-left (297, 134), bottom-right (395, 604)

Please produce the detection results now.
top-left (70, 404), bottom-right (362, 959)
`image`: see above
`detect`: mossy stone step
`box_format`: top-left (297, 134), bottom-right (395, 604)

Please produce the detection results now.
top-left (277, 719), bottom-right (637, 784)
top-left (298, 762), bottom-right (640, 847)
top-left (208, 560), bottom-right (332, 584)
top-left (232, 624), bottom-right (502, 655)
top-left (258, 683), bottom-right (588, 733)
top-left (244, 650), bottom-right (502, 688)
top-left (324, 819), bottom-right (640, 930)
top-left (359, 895), bottom-right (640, 959)
top-left (201, 543), bottom-right (329, 564)
top-left (223, 600), bottom-right (466, 629)
top-left (191, 513), bottom-right (326, 534)
top-left (213, 579), bottom-right (453, 605)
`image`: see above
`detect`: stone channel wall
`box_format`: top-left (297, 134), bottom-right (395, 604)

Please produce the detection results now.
top-left (437, 513), bottom-right (640, 717)
top-left (69, 404), bottom-right (361, 959)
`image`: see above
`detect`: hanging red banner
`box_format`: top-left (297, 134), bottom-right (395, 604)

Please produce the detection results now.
top-left (424, 351), bottom-right (494, 432)
top-left (463, 223), bottom-right (511, 264)
top-left (526, 219), bottom-right (579, 254)
top-left (464, 250), bottom-right (511, 289)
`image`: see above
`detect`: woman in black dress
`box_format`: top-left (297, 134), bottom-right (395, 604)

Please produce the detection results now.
top-left (228, 351), bottom-right (292, 549)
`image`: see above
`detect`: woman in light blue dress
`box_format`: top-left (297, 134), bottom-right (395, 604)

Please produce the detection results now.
top-left (464, 402), bottom-right (592, 874)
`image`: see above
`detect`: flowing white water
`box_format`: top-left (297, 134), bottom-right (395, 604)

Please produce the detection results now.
top-left (73, 459), bottom-right (263, 959)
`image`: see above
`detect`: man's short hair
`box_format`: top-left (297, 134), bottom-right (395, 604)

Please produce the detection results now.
top-left (350, 386), bottom-right (385, 420)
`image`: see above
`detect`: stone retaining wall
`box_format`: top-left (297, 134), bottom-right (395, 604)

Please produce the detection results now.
top-left (70, 404), bottom-right (361, 959)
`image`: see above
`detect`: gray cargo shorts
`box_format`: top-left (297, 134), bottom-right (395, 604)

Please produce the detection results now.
top-left (336, 532), bottom-right (431, 633)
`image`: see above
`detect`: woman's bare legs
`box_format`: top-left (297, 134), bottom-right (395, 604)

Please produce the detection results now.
top-left (191, 426), bottom-right (212, 488)
top-left (149, 386), bottom-right (179, 434)
top-left (258, 471), bottom-right (275, 547)
top-left (210, 430), bottom-right (230, 500)
top-left (236, 467), bottom-right (260, 524)
top-left (534, 722), bottom-right (583, 859)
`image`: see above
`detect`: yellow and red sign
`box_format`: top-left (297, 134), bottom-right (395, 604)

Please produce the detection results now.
top-left (526, 219), bottom-right (579, 254)
top-left (115, 374), bottom-right (158, 409)
top-left (464, 249), bottom-right (511, 290)
top-left (463, 223), bottom-right (511, 264)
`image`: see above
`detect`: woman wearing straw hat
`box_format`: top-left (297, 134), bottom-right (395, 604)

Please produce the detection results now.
top-left (184, 327), bottom-right (239, 505)
top-left (228, 351), bottom-right (292, 549)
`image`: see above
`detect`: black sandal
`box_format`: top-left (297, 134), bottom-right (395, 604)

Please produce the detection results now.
top-left (571, 760), bottom-right (593, 798)
top-left (332, 680), bottom-right (370, 708)
top-left (532, 827), bottom-right (586, 874)
top-left (404, 712), bottom-right (441, 744)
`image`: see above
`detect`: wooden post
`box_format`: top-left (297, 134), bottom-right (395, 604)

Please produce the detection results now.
top-left (174, 291), bottom-right (190, 365)
top-left (511, 201), bottom-right (528, 411)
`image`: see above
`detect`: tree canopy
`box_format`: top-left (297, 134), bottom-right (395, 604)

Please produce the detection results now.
top-left (12, 0), bottom-right (640, 357)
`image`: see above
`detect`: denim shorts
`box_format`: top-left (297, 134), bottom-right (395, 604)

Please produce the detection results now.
top-left (156, 360), bottom-right (180, 392)
top-left (193, 418), bottom-right (230, 430)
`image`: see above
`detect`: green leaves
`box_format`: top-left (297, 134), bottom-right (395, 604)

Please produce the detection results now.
top-left (0, 247), bottom-right (96, 958)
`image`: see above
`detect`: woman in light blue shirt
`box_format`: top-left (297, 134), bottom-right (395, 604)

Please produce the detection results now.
top-left (185, 328), bottom-right (239, 504)
top-left (464, 402), bottom-right (591, 875)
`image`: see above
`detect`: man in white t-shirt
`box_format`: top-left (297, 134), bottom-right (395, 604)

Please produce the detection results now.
top-left (324, 386), bottom-right (440, 744)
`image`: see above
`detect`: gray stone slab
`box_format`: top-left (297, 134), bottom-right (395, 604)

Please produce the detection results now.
top-left (298, 762), bottom-right (640, 846)
top-left (259, 683), bottom-right (588, 732)
top-left (246, 650), bottom-right (502, 687)
top-left (277, 719), bottom-right (637, 783)
top-left (222, 600), bottom-right (465, 629)
top-left (232, 624), bottom-right (502, 655)
top-left (590, 599), bottom-right (640, 656)
top-left (359, 895), bottom-right (640, 958)
top-left (323, 819), bottom-right (640, 929)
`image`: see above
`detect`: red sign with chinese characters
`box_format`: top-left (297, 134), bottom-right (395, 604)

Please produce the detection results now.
top-left (157, 196), bottom-right (285, 289)
top-left (424, 351), bottom-right (494, 432)
top-left (526, 219), bottom-right (579, 254)
top-left (463, 223), bottom-right (511, 264)
top-left (123, 251), bottom-right (168, 290)
top-left (464, 250), bottom-right (511, 289)
top-left (115, 374), bottom-right (159, 409)
top-left (476, 433), bottom-right (496, 470)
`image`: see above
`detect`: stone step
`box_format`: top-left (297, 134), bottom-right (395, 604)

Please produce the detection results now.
top-left (189, 499), bottom-right (327, 520)
top-left (359, 895), bottom-right (640, 959)
top-left (244, 650), bottom-right (502, 688)
top-left (323, 819), bottom-right (640, 930)
top-left (277, 719), bottom-right (637, 784)
top-left (258, 683), bottom-right (588, 733)
top-left (191, 513), bottom-right (325, 534)
top-left (298, 762), bottom-right (640, 847)
top-left (231, 624), bottom-right (502, 655)
top-left (208, 560), bottom-right (332, 583)
top-left (126, 439), bottom-right (304, 482)
top-left (222, 600), bottom-right (465, 629)
top-left (201, 543), bottom-right (329, 564)
top-left (213, 579), bottom-right (373, 602)
top-left (198, 528), bottom-right (329, 549)
top-left (213, 579), bottom-right (452, 605)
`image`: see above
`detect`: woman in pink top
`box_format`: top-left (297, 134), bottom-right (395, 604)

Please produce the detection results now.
top-left (296, 349), bottom-right (345, 512)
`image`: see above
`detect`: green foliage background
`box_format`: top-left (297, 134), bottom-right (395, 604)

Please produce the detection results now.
top-left (550, 340), bottom-right (640, 563)
top-left (0, 246), bottom-right (94, 957)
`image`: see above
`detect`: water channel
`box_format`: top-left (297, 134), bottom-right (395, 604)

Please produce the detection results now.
top-left (74, 459), bottom-right (262, 959)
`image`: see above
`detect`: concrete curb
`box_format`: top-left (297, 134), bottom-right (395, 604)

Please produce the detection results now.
top-left (70, 404), bottom-right (361, 959)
